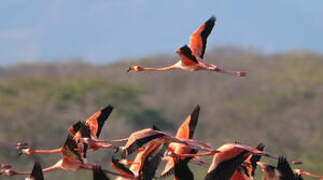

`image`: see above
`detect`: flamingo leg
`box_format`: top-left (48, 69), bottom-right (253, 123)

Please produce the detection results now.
top-left (215, 68), bottom-right (247, 77)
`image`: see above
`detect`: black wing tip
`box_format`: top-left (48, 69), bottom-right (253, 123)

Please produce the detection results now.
top-left (209, 16), bottom-right (216, 22)
top-left (256, 143), bottom-right (265, 151)
top-left (31, 161), bottom-right (44, 180)
top-left (71, 121), bottom-right (83, 133)
top-left (152, 124), bottom-right (161, 131)
top-left (93, 165), bottom-right (110, 180)
top-left (179, 44), bottom-right (191, 52)
top-left (102, 105), bottom-right (114, 113)
top-left (193, 104), bottom-right (200, 112)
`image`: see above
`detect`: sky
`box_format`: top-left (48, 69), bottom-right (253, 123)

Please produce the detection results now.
top-left (0, 0), bottom-right (322, 65)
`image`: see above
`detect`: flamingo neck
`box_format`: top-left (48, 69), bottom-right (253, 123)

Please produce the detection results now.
top-left (32, 148), bottom-right (62, 154)
top-left (142, 65), bottom-right (177, 71)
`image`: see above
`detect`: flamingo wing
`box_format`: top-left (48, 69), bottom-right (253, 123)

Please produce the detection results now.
top-left (277, 156), bottom-right (303, 180)
top-left (176, 45), bottom-right (199, 66)
top-left (174, 158), bottom-right (194, 180)
top-left (244, 143), bottom-right (265, 177)
top-left (206, 146), bottom-right (249, 180)
top-left (30, 161), bottom-right (44, 180)
top-left (62, 134), bottom-right (83, 163)
top-left (141, 143), bottom-right (167, 180)
top-left (176, 105), bottom-right (200, 139)
top-left (189, 16), bottom-right (216, 59)
top-left (85, 105), bottom-right (114, 138)
top-left (122, 132), bottom-right (165, 158)
top-left (68, 121), bottom-right (83, 136)
top-left (92, 166), bottom-right (110, 180)
top-left (111, 155), bottom-right (134, 177)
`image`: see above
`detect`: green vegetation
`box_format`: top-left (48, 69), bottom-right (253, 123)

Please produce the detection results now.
top-left (0, 47), bottom-right (322, 179)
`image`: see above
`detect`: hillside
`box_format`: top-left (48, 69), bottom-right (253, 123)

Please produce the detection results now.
top-left (0, 47), bottom-right (322, 179)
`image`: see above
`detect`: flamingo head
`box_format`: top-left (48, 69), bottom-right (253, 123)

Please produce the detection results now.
top-left (127, 66), bottom-right (143, 72)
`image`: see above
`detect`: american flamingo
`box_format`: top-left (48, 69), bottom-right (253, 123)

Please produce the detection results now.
top-left (22, 105), bottom-right (118, 155)
top-left (204, 143), bottom-right (272, 180)
top-left (112, 142), bottom-right (166, 180)
top-left (127, 16), bottom-right (246, 77)
top-left (161, 105), bottom-right (201, 179)
top-left (2, 135), bottom-right (131, 178)
top-left (118, 127), bottom-right (188, 158)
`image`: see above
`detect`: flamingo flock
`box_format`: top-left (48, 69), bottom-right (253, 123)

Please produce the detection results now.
top-left (1, 16), bottom-right (322, 180)
top-left (1, 105), bottom-right (322, 180)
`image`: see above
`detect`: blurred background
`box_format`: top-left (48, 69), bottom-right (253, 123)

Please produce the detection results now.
top-left (0, 0), bottom-right (323, 179)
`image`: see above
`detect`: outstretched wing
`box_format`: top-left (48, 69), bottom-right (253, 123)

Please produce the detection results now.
top-left (189, 16), bottom-right (216, 59)
top-left (68, 121), bottom-right (83, 136)
top-left (85, 105), bottom-right (114, 138)
top-left (176, 104), bottom-right (200, 139)
top-left (176, 45), bottom-right (199, 66)
top-left (62, 134), bottom-right (83, 163)
top-left (30, 161), bottom-right (44, 180)
top-left (122, 132), bottom-right (165, 158)
top-left (141, 143), bottom-right (167, 180)
top-left (111, 155), bottom-right (135, 177)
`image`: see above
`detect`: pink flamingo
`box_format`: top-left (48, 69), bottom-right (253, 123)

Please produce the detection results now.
top-left (127, 16), bottom-right (246, 77)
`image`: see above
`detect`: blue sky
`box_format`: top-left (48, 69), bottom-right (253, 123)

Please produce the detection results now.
top-left (0, 0), bottom-right (322, 65)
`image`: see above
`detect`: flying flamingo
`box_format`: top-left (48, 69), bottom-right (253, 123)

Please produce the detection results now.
top-left (2, 135), bottom-right (131, 179)
top-left (204, 143), bottom-right (272, 180)
top-left (127, 16), bottom-right (246, 77)
top-left (161, 105), bottom-right (201, 179)
top-left (112, 141), bottom-right (166, 180)
top-left (22, 105), bottom-right (119, 155)
top-left (118, 127), bottom-right (188, 158)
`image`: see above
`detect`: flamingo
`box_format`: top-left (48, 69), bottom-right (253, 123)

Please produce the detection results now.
top-left (204, 143), bottom-right (272, 180)
top-left (112, 141), bottom-right (166, 180)
top-left (118, 127), bottom-right (188, 158)
top-left (161, 105), bottom-right (201, 179)
top-left (127, 16), bottom-right (246, 77)
top-left (2, 135), bottom-right (131, 179)
top-left (22, 105), bottom-right (118, 155)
